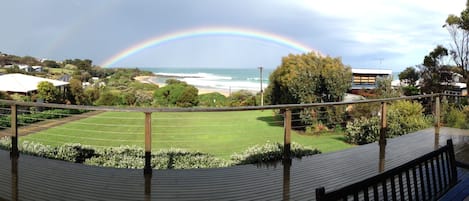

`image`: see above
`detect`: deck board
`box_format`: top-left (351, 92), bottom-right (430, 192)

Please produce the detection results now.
top-left (0, 127), bottom-right (468, 200)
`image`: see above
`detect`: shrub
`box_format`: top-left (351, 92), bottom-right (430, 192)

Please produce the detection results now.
top-left (0, 140), bottom-right (320, 169)
top-left (229, 90), bottom-right (257, 107)
top-left (344, 117), bottom-right (380, 145)
top-left (444, 106), bottom-right (468, 129)
top-left (153, 81), bottom-right (199, 107)
top-left (198, 92), bottom-right (227, 107)
top-left (19, 140), bottom-right (54, 157)
top-left (55, 143), bottom-right (95, 163)
top-left (386, 100), bottom-right (432, 137)
top-left (344, 100), bottom-right (432, 145)
top-left (152, 148), bottom-right (230, 169)
top-left (231, 142), bottom-right (320, 165)
top-left (85, 147), bottom-right (229, 169)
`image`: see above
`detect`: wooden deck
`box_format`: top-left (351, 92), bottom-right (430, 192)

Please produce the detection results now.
top-left (0, 127), bottom-right (468, 201)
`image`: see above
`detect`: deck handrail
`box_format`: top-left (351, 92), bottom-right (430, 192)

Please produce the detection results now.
top-left (0, 93), bottom-right (460, 176)
top-left (0, 93), bottom-right (445, 113)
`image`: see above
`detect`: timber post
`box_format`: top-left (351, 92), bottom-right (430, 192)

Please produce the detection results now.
top-left (10, 104), bottom-right (19, 158)
top-left (434, 96), bottom-right (440, 148)
top-left (284, 109), bottom-right (292, 160)
top-left (379, 102), bottom-right (387, 172)
top-left (144, 112), bottom-right (152, 175)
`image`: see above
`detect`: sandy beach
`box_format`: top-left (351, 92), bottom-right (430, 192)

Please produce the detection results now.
top-left (134, 75), bottom-right (234, 96)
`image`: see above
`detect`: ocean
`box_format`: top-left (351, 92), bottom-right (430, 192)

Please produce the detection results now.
top-left (140, 67), bottom-right (400, 92)
top-left (141, 67), bottom-right (272, 92)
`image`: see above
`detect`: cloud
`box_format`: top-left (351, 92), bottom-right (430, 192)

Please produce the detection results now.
top-left (0, 0), bottom-right (467, 71)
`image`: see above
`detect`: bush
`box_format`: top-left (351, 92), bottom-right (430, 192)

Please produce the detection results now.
top-left (231, 142), bottom-right (320, 165)
top-left (444, 106), bottom-right (468, 129)
top-left (85, 147), bottom-right (229, 169)
top-left (386, 100), bottom-right (432, 137)
top-left (55, 143), bottom-right (95, 163)
top-left (345, 100), bottom-right (432, 145)
top-left (198, 92), bottom-right (227, 107)
top-left (344, 117), bottom-right (380, 145)
top-left (153, 81), bottom-right (199, 107)
top-left (229, 90), bottom-right (257, 107)
top-left (0, 140), bottom-right (321, 169)
top-left (152, 148), bottom-right (230, 169)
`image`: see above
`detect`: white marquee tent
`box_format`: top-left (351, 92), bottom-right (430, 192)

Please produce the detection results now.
top-left (0, 73), bottom-right (69, 93)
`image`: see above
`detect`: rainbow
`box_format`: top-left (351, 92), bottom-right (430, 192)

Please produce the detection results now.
top-left (101, 26), bottom-right (320, 67)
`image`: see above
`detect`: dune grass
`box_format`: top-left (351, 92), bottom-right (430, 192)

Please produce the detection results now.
top-left (20, 110), bottom-right (353, 159)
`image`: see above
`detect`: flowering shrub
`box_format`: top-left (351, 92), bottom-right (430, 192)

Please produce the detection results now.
top-left (231, 142), bottom-right (320, 165)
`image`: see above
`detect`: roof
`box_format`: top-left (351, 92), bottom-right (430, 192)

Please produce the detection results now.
top-left (0, 73), bottom-right (69, 93)
top-left (352, 68), bottom-right (392, 75)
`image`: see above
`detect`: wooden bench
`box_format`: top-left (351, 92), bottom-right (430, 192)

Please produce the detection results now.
top-left (315, 139), bottom-right (463, 201)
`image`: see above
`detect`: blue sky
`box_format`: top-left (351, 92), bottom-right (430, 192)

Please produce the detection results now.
top-left (0, 0), bottom-right (466, 71)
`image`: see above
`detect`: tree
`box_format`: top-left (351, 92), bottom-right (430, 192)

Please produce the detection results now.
top-left (266, 52), bottom-right (352, 127)
top-left (267, 52), bottom-right (351, 105)
top-left (68, 78), bottom-right (85, 105)
top-left (375, 77), bottom-right (401, 98)
top-left (444, 2), bottom-right (469, 88)
top-left (153, 80), bottom-right (198, 107)
top-left (43, 60), bottom-right (61, 68)
top-left (398, 67), bottom-right (420, 86)
top-left (37, 81), bottom-right (59, 103)
top-left (420, 45), bottom-right (449, 94)
top-left (95, 91), bottom-right (121, 106)
top-left (398, 67), bottom-right (421, 96)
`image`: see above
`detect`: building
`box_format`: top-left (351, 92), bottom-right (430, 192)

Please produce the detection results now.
top-left (350, 68), bottom-right (392, 93)
top-left (0, 73), bottom-right (69, 94)
top-left (439, 71), bottom-right (467, 96)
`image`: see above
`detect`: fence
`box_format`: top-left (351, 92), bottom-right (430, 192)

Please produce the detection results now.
top-left (0, 94), bottom-right (459, 176)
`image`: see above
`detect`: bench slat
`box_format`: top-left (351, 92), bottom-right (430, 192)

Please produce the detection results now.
top-left (315, 139), bottom-right (458, 201)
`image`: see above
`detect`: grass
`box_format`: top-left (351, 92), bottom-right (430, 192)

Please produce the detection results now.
top-left (20, 110), bottom-right (353, 159)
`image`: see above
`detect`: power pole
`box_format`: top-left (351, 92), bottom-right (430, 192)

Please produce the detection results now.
top-left (258, 66), bottom-right (264, 106)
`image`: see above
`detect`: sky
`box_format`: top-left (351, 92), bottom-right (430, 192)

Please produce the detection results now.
top-left (0, 0), bottom-right (466, 71)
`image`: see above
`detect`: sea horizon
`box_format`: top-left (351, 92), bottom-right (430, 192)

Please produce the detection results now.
top-left (136, 67), bottom-right (401, 93)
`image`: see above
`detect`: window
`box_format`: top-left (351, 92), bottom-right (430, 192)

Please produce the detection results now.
top-left (353, 75), bottom-right (376, 85)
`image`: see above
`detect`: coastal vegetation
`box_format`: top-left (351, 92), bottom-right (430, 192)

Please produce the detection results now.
top-left (266, 52), bottom-right (352, 130)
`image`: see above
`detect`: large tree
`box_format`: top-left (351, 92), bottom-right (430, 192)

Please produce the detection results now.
top-left (398, 67), bottom-right (420, 86)
top-left (37, 81), bottom-right (59, 103)
top-left (444, 2), bottom-right (469, 88)
top-left (267, 52), bottom-right (351, 105)
top-left (266, 52), bottom-right (352, 127)
top-left (420, 45), bottom-right (449, 94)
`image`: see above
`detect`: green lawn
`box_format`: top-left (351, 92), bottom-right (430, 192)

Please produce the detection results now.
top-left (21, 110), bottom-right (353, 159)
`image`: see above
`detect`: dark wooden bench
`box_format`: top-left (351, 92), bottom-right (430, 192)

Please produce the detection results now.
top-left (315, 139), bottom-right (464, 201)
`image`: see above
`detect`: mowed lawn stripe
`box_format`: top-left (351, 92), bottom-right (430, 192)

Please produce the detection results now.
top-left (20, 110), bottom-right (353, 159)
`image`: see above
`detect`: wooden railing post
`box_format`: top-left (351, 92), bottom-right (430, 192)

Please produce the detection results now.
top-left (434, 96), bottom-right (440, 148)
top-left (284, 109), bottom-right (292, 159)
top-left (379, 102), bottom-right (387, 172)
top-left (144, 112), bottom-right (152, 175)
top-left (10, 104), bottom-right (19, 158)
top-left (11, 154), bottom-right (18, 201)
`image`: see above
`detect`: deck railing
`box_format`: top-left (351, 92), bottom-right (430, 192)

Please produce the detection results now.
top-left (0, 93), bottom-right (463, 176)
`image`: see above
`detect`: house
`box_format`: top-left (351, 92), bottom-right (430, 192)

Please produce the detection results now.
top-left (58, 74), bottom-right (72, 82)
top-left (32, 66), bottom-right (43, 72)
top-left (350, 68), bottom-right (392, 93)
top-left (439, 71), bottom-right (467, 96)
top-left (18, 65), bottom-right (32, 72)
top-left (0, 73), bottom-right (69, 94)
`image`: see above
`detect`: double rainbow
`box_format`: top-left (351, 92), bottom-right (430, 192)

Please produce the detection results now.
top-left (101, 26), bottom-right (320, 67)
